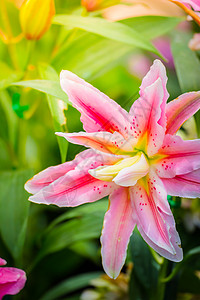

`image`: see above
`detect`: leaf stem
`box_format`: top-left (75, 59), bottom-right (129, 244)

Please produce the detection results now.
top-left (156, 258), bottom-right (168, 300)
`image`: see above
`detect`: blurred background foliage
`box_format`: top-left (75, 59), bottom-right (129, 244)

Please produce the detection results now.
top-left (0, 0), bottom-right (200, 299)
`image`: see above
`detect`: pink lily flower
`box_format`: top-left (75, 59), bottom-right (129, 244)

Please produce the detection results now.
top-left (0, 258), bottom-right (26, 299)
top-left (25, 60), bottom-right (200, 279)
top-left (170, 0), bottom-right (200, 25)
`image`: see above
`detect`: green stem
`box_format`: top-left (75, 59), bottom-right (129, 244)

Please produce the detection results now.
top-left (23, 40), bottom-right (35, 72)
top-left (156, 259), bottom-right (168, 300)
top-left (6, 141), bottom-right (19, 168)
top-left (17, 118), bottom-right (27, 168)
top-left (149, 247), bottom-right (164, 265)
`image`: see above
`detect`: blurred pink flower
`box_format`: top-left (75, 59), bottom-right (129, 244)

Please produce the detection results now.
top-left (153, 37), bottom-right (175, 69)
top-left (25, 60), bottom-right (200, 279)
top-left (189, 33), bottom-right (200, 50)
top-left (129, 54), bottom-right (152, 79)
top-left (0, 258), bottom-right (26, 299)
top-left (170, 0), bottom-right (200, 25)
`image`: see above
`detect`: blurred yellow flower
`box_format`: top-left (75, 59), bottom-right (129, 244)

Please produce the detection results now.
top-left (19, 0), bottom-right (55, 40)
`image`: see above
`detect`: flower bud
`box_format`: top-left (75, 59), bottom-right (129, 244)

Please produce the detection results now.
top-left (19, 0), bottom-right (55, 40)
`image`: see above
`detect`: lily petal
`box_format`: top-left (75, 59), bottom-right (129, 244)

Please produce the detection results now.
top-left (162, 168), bottom-right (200, 198)
top-left (166, 92), bottom-right (200, 135)
top-left (130, 176), bottom-right (183, 262)
top-left (25, 149), bottom-right (97, 194)
top-left (60, 71), bottom-right (131, 137)
top-left (56, 131), bottom-right (134, 155)
top-left (28, 152), bottom-right (119, 207)
top-left (130, 59), bottom-right (168, 124)
top-left (130, 78), bottom-right (166, 156)
top-left (156, 134), bottom-right (200, 178)
top-left (101, 187), bottom-right (135, 279)
top-left (139, 59), bottom-right (169, 115)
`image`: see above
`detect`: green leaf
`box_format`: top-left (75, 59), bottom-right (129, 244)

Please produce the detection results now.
top-left (129, 228), bottom-right (159, 299)
top-left (45, 200), bottom-right (108, 234)
top-left (39, 272), bottom-right (102, 300)
top-left (122, 16), bottom-right (182, 40)
top-left (53, 15), bottom-right (160, 56)
top-left (171, 31), bottom-right (200, 137)
top-left (69, 240), bottom-right (99, 263)
top-left (52, 16), bottom-right (181, 80)
top-left (171, 32), bottom-right (200, 93)
top-left (39, 64), bottom-right (68, 163)
top-left (0, 61), bottom-right (23, 90)
top-left (41, 214), bottom-right (104, 256)
top-left (0, 91), bottom-right (18, 158)
top-left (10, 80), bottom-right (70, 105)
top-left (0, 169), bottom-right (33, 261)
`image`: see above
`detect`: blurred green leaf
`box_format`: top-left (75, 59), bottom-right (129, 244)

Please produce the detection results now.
top-left (0, 90), bottom-right (17, 148)
top-left (122, 16), bottom-right (182, 40)
top-left (178, 269), bottom-right (200, 294)
top-left (35, 203), bottom-right (106, 265)
top-left (45, 200), bottom-right (108, 234)
top-left (129, 228), bottom-right (159, 299)
top-left (53, 32), bottom-right (131, 79)
top-left (69, 240), bottom-right (99, 263)
top-left (0, 139), bottom-right (13, 170)
top-left (162, 246), bottom-right (200, 283)
top-left (171, 31), bottom-right (200, 137)
top-left (171, 32), bottom-right (200, 92)
top-left (11, 80), bottom-right (70, 105)
top-left (39, 64), bottom-right (68, 163)
top-left (0, 169), bottom-right (33, 261)
top-left (0, 61), bottom-right (23, 90)
top-left (53, 15), bottom-right (160, 56)
top-left (39, 272), bottom-right (102, 300)
top-left (53, 16), bottom-right (181, 80)
top-left (129, 269), bottom-right (147, 300)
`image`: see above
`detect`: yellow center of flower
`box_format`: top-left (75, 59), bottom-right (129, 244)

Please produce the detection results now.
top-left (88, 153), bottom-right (149, 187)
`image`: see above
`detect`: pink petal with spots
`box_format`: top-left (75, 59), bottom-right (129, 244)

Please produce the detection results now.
top-left (130, 78), bottom-right (166, 156)
top-left (166, 92), bottom-right (200, 135)
top-left (28, 152), bottom-right (119, 207)
top-left (162, 168), bottom-right (200, 198)
top-left (101, 187), bottom-right (135, 279)
top-left (130, 179), bottom-right (183, 262)
top-left (0, 261), bottom-right (26, 298)
top-left (156, 134), bottom-right (200, 178)
top-left (60, 71), bottom-right (131, 137)
top-left (25, 150), bottom-right (97, 194)
top-left (56, 131), bottom-right (133, 155)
